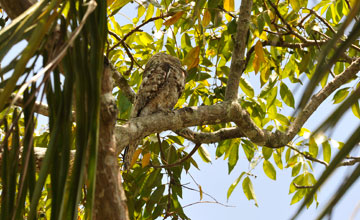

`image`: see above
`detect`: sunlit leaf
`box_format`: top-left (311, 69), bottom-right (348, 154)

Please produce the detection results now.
top-left (224, 0), bottom-right (234, 21)
top-left (198, 145), bottom-right (212, 163)
top-left (323, 141), bottom-right (331, 163)
top-left (239, 77), bottom-right (255, 98)
top-left (242, 177), bottom-right (258, 206)
top-left (227, 172), bottom-right (246, 200)
top-left (263, 160), bottom-right (276, 180)
top-left (333, 87), bottom-right (349, 104)
top-left (280, 82), bottom-right (295, 108)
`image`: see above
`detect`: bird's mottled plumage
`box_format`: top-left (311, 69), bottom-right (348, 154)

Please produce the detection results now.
top-left (124, 53), bottom-right (187, 169)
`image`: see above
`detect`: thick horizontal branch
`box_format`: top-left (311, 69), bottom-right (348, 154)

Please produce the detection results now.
top-left (115, 101), bottom-right (278, 154)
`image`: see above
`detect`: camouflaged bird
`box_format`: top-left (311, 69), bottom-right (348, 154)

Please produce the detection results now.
top-left (124, 53), bottom-right (187, 169)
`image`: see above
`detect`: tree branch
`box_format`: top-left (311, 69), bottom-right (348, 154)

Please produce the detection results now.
top-left (224, 0), bottom-right (253, 101)
top-left (286, 57), bottom-right (360, 142)
top-left (174, 127), bottom-right (245, 144)
top-left (105, 57), bottom-right (136, 103)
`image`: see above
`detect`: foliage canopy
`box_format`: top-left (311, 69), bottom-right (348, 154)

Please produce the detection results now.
top-left (0, 0), bottom-right (360, 219)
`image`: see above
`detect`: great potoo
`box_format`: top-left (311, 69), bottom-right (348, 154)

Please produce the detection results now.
top-left (124, 53), bottom-right (187, 169)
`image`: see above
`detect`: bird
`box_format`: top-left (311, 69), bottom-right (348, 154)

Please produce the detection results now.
top-left (124, 53), bottom-right (187, 169)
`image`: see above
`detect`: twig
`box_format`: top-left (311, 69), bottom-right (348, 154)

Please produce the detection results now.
top-left (108, 12), bottom-right (175, 52)
top-left (287, 144), bottom-right (328, 167)
top-left (293, 183), bottom-right (313, 189)
top-left (105, 56), bottom-right (136, 103)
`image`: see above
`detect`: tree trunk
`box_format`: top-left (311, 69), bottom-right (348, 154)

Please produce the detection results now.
top-left (93, 60), bottom-right (129, 220)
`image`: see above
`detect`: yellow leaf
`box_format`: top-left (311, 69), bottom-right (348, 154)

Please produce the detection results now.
top-left (224, 0), bottom-right (234, 12)
top-left (163, 11), bottom-right (184, 26)
top-left (184, 46), bottom-right (200, 70)
top-left (224, 0), bottom-right (234, 21)
top-left (130, 148), bottom-right (142, 168)
top-left (253, 41), bottom-right (265, 74)
top-left (142, 152), bottom-right (151, 168)
top-left (202, 10), bottom-right (211, 27)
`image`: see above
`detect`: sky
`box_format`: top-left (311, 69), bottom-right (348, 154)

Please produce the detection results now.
top-left (2, 1), bottom-right (360, 220)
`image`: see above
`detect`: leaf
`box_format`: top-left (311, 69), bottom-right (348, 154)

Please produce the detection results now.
top-left (130, 148), bottom-right (142, 168)
top-left (239, 77), bottom-right (255, 98)
top-left (224, 0), bottom-right (234, 21)
top-left (262, 147), bottom-right (272, 160)
top-left (263, 160), bottom-right (276, 180)
top-left (142, 152), bottom-right (151, 168)
top-left (253, 41), bottom-right (265, 73)
top-left (290, 189), bottom-right (305, 205)
top-left (322, 141), bottom-right (331, 163)
top-left (145, 3), bottom-right (154, 21)
top-left (292, 162), bottom-right (302, 177)
top-left (309, 137), bottom-right (318, 158)
top-left (163, 11), bottom-right (184, 26)
top-left (273, 151), bottom-right (283, 169)
top-left (228, 139), bottom-right (239, 174)
top-left (351, 101), bottom-right (360, 118)
top-left (198, 145), bottom-right (212, 163)
top-left (242, 177), bottom-right (258, 206)
top-left (280, 82), bottom-right (295, 108)
top-left (332, 87), bottom-right (349, 104)
top-left (242, 140), bottom-right (255, 162)
top-left (289, 0), bottom-right (301, 11)
top-left (184, 46), bottom-right (200, 70)
top-left (202, 10), bottom-right (211, 27)
top-left (154, 9), bottom-right (163, 30)
top-left (227, 172), bottom-right (246, 200)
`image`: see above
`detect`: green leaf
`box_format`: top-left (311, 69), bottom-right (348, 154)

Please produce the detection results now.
top-left (242, 139), bottom-right (255, 161)
top-left (332, 87), bottom-right (349, 104)
top-left (263, 160), bottom-right (276, 180)
top-left (322, 141), bottom-right (331, 163)
top-left (290, 189), bottom-right (305, 205)
top-left (273, 151), bottom-right (283, 169)
top-left (352, 101), bottom-right (360, 118)
top-left (309, 137), bottom-right (318, 158)
top-left (262, 147), bottom-right (273, 160)
top-left (198, 145), bottom-right (212, 163)
top-left (240, 77), bottom-right (255, 98)
top-left (227, 172), bottom-right (246, 200)
top-left (228, 139), bottom-right (239, 174)
top-left (289, 0), bottom-right (301, 11)
top-left (292, 162), bottom-right (302, 177)
top-left (242, 177), bottom-right (258, 206)
top-left (280, 82), bottom-right (295, 108)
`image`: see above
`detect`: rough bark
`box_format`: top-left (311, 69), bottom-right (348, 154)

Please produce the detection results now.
top-left (93, 62), bottom-right (129, 220)
top-left (224, 0), bottom-right (253, 101)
